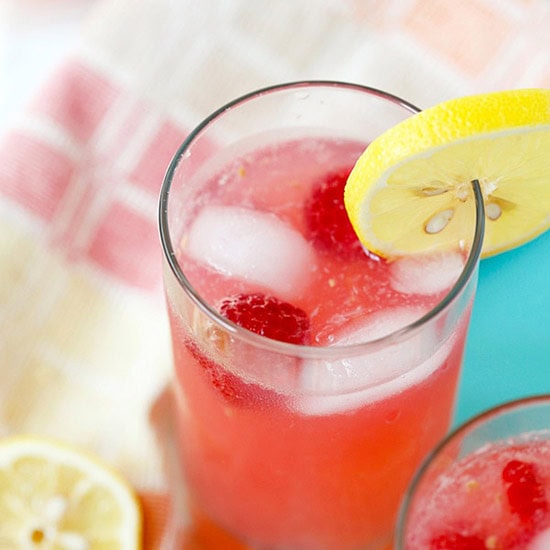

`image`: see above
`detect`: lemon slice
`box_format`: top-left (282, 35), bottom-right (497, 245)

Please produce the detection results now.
top-left (0, 436), bottom-right (141, 548)
top-left (344, 89), bottom-right (550, 258)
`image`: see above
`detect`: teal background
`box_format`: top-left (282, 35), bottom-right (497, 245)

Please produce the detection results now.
top-left (455, 228), bottom-right (550, 426)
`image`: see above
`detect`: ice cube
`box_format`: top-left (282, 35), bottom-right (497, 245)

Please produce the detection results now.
top-left (185, 205), bottom-right (315, 299)
top-left (529, 528), bottom-right (550, 550)
top-left (299, 307), bottom-right (427, 393)
top-left (295, 306), bottom-right (452, 415)
top-left (390, 252), bottom-right (465, 296)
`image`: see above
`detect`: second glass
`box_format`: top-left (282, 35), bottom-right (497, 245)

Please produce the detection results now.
top-left (159, 82), bottom-right (485, 549)
top-left (397, 395), bottom-right (550, 549)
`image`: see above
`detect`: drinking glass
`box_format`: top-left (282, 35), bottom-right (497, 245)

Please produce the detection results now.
top-left (396, 395), bottom-right (550, 549)
top-left (159, 81), bottom-right (485, 550)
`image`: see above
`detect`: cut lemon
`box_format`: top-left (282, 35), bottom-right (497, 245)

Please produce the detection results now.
top-left (344, 89), bottom-right (550, 258)
top-left (0, 436), bottom-right (141, 548)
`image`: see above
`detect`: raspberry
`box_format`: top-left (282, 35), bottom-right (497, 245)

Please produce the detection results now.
top-left (185, 294), bottom-right (310, 404)
top-left (219, 293), bottom-right (311, 345)
top-left (185, 340), bottom-right (245, 402)
top-left (502, 459), bottom-right (538, 484)
top-left (502, 460), bottom-right (548, 523)
top-left (429, 532), bottom-right (486, 550)
top-left (304, 167), bottom-right (367, 258)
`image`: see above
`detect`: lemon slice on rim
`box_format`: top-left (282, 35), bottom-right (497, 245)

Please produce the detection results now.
top-left (344, 89), bottom-right (550, 258)
top-left (0, 436), bottom-right (141, 548)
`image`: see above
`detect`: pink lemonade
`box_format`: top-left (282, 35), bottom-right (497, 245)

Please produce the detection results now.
top-left (164, 133), bottom-right (475, 550)
top-left (402, 440), bottom-right (550, 549)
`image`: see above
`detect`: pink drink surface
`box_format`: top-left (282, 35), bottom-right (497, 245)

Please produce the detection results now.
top-left (404, 440), bottom-right (550, 550)
top-left (167, 136), bottom-right (472, 549)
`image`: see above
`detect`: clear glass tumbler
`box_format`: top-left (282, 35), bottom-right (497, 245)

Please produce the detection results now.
top-left (397, 395), bottom-right (550, 549)
top-left (159, 81), bottom-right (485, 550)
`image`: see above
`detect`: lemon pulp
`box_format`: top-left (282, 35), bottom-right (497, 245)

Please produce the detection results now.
top-left (0, 436), bottom-right (141, 548)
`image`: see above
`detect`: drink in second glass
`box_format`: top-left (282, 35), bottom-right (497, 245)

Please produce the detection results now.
top-left (159, 82), bottom-right (484, 549)
top-left (397, 395), bottom-right (550, 549)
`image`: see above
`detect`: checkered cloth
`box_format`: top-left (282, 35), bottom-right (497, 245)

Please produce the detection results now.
top-left (1, 0), bottom-right (548, 547)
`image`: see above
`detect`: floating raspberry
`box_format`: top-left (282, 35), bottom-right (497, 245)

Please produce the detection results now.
top-left (219, 293), bottom-right (311, 345)
top-left (430, 532), bottom-right (486, 550)
top-left (502, 459), bottom-right (548, 524)
top-left (502, 459), bottom-right (538, 484)
top-left (304, 167), bottom-right (367, 258)
top-left (185, 339), bottom-right (244, 401)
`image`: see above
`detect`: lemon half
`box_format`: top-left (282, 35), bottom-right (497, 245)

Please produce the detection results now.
top-left (344, 89), bottom-right (550, 258)
top-left (0, 436), bottom-right (141, 549)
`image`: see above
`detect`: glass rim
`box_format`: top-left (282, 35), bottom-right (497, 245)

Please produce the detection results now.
top-left (394, 393), bottom-right (550, 547)
top-left (158, 79), bottom-right (486, 359)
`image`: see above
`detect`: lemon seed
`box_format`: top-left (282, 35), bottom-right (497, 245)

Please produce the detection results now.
top-left (425, 209), bottom-right (454, 234)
